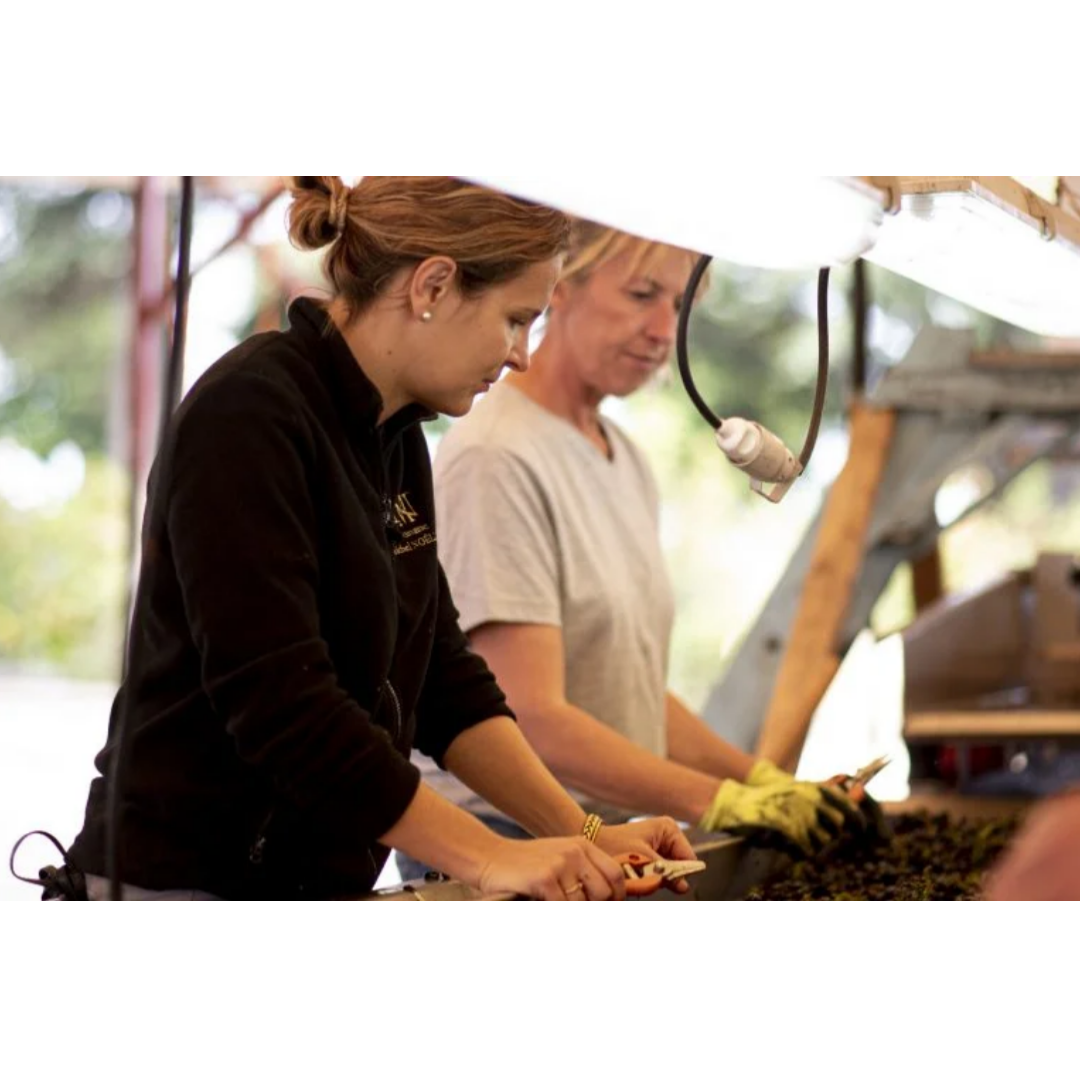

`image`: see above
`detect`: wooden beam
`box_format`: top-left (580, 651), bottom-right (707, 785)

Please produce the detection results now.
top-left (911, 543), bottom-right (944, 613)
top-left (1046, 643), bottom-right (1080, 663)
top-left (1013, 176), bottom-right (1060, 202)
top-left (1059, 176), bottom-right (1080, 219)
top-left (906, 710), bottom-right (1080, 740)
top-left (876, 367), bottom-right (1080, 412)
top-left (756, 404), bottom-right (896, 771)
top-left (971, 350), bottom-right (1080, 371)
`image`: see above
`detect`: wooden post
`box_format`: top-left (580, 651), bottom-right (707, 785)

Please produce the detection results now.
top-left (911, 544), bottom-right (945, 613)
top-left (755, 403), bottom-right (897, 771)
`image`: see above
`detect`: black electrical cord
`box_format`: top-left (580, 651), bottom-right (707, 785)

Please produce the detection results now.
top-left (801, 267), bottom-right (830, 469)
top-left (851, 258), bottom-right (868, 398)
top-left (9, 830), bottom-right (87, 899)
top-left (675, 254), bottom-right (723, 430)
top-left (675, 255), bottom-right (831, 471)
top-left (105, 177), bottom-right (196, 900)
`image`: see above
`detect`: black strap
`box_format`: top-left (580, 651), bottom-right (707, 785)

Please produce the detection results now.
top-left (9, 830), bottom-right (88, 901)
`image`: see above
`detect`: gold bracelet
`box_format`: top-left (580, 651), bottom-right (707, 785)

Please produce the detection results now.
top-left (581, 813), bottom-right (603, 844)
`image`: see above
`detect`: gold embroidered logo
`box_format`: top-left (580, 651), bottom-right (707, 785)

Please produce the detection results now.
top-left (391, 492), bottom-right (420, 530)
top-left (389, 492), bottom-right (434, 556)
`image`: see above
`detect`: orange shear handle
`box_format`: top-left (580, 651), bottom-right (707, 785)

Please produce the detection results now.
top-left (618, 852), bottom-right (666, 897)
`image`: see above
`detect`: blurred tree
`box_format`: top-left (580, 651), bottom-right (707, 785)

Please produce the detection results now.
top-left (0, 184), bottom-right (132, 457)
top-left (0, 182), bottom-right (132, 679)
top-left (0, 456), bottom-right (127, 678)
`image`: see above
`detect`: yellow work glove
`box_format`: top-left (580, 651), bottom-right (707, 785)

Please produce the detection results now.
top-left (748, 759), bottom-right (891, 846)
top-left (699, 764), bottom-right (865, 857)
top-left (745, 759), bottom-right (798, 788)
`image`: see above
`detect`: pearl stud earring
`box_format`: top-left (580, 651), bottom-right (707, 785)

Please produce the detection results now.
top-left (421, 311), bottom-right (433, 322)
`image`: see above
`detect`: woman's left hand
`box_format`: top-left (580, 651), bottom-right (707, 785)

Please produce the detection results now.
top-left (593, 816), bottom-right (698, 893)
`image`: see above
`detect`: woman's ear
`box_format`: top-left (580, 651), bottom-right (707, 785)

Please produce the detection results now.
top-left (547, 278), bottom-right (572, 314)
top-left (409, 256), bottom-right (459, 319)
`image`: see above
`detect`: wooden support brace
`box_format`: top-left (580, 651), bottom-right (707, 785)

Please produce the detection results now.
top-left (971, 350), bottom-right (1080, 371)
top-left (911, 543), bottom-right (944, 613)
top-left (756, 403), bottom-right (897, 771)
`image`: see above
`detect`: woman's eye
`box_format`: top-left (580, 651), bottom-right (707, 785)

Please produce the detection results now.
top-left (629, 291), bottom-right (654, 302)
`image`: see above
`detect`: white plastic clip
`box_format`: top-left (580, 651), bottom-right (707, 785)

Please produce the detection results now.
top-left (715, 418), bottom-right (803, 504)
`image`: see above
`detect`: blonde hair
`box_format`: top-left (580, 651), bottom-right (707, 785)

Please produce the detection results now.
top-left (286, 177), bottom-right (572, 321)
top-left (560, 218), bottom-right (701, 287)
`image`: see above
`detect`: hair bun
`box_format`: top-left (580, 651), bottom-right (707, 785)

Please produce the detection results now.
top-left (286, 176), bottom-right (350, 251)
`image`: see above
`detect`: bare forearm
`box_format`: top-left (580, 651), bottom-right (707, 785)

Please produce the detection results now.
top-left (665, 692), bottom-right (756, 783)
top-left (442, 716), bottom-right (586, 838)
top-left (461, 623), bottom-right (723, 825)
top-left (378, 782), bottom-right (506, 887)
top-left (518, 700), bottom-right (721, 823)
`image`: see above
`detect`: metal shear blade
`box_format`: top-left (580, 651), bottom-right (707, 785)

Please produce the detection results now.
top-left (850, 755), bottom-right (890, 788)
top-left (649, 858), bottom-right (707, 882)
top-left (619, 853), bottom-right (706, 896)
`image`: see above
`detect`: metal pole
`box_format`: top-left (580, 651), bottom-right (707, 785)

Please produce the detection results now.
top-left (124, 177), bottom-right (168, 650)
top-left (141, 181), bottom-right (285, 326)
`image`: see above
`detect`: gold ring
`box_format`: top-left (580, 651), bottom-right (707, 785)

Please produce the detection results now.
top-left (565, 882), bottom-right (585, 896)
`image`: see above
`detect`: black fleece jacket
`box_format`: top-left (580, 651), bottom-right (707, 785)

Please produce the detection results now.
top-left (68, 298), bottom-right (513, 898)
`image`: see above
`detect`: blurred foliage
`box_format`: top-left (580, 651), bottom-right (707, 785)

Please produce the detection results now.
top-left (0, 454), bottom-right (127, 678)
top-left (0, 184), bottom-right (132, 679)
top-left (0, 185), bottom-right (132, 456)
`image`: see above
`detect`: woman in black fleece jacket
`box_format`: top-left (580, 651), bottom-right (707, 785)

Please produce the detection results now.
top-left (66, 176), bottom-right (694, 900)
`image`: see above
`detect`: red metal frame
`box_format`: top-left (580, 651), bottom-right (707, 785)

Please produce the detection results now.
top-left (125, 176), bottom-right (286, 573)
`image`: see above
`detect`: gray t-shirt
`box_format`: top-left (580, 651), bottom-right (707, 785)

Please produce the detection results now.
top-left (415, 380), bottom-right (675, 821)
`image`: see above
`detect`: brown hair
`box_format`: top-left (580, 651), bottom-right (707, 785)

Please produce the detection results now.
top-left (560, 218), bottom-right (702, 288)
top-left (286, 177), bottom-right (572, 321)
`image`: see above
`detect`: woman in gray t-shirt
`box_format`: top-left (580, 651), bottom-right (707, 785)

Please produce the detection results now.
top-left (415, 220), bottom-right (870, 876)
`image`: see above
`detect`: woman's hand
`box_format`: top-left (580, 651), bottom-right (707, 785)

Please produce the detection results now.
top-left (476, 836), bottom-right (628, 901)
top-left (593, 816), bottom-right (698, 893)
